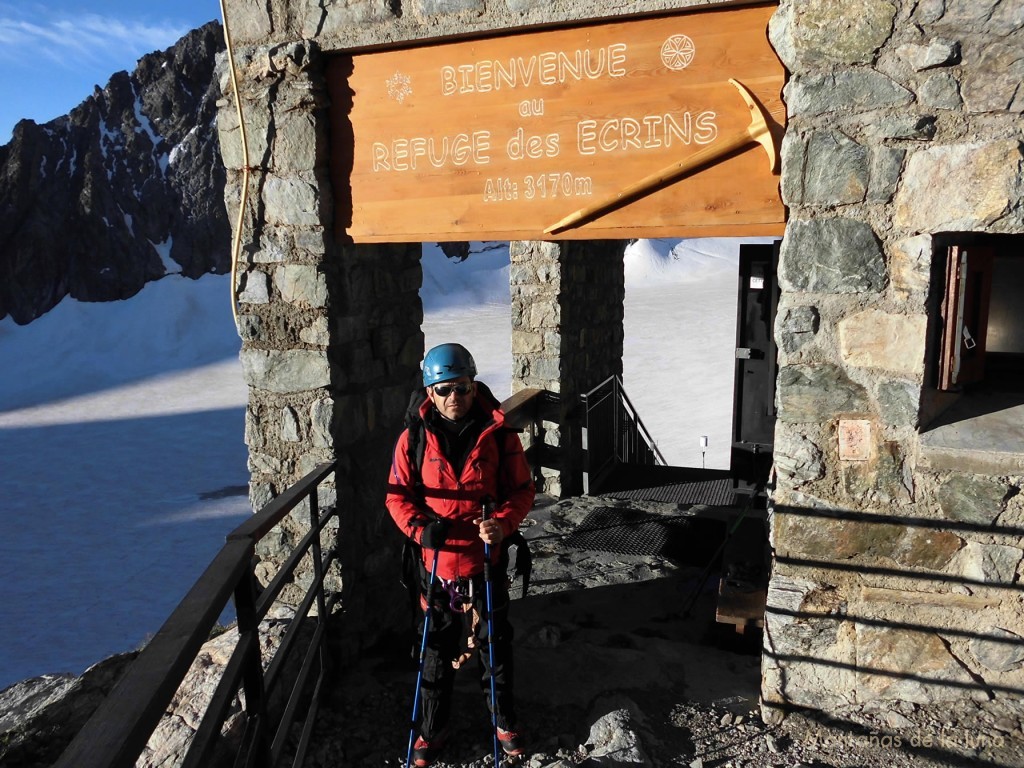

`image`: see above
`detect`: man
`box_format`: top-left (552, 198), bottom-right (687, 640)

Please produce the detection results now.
top-left (386, 342), bottom-right (535, 767)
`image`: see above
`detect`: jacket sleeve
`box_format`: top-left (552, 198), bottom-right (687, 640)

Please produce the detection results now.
top-left (385, 429), bottom-right (427, 542)
top-left (494, 429), bottom-right (536, 537)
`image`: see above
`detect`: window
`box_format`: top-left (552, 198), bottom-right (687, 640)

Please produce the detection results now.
top-left (921, 234), bottom-right (1024, 474)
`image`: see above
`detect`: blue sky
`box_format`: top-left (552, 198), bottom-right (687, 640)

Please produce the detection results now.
top-left (0, 1), bottom-right (220, 143)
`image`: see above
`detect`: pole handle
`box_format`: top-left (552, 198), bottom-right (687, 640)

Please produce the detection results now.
top-left (481, 496), bottom-right (496, 577)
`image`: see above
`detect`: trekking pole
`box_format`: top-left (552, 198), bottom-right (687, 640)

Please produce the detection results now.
top-left (406, 548), bottom-right (440, 768)
top-left (481, 497), bottom-right (501, 768)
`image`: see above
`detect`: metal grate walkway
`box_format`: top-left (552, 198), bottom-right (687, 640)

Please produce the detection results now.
top-left (594, 464), bottom-right (745, 507)
top-left (601, 476), bottom-right (738, 505)
top-left (564, 506), bottom-right (693, 557)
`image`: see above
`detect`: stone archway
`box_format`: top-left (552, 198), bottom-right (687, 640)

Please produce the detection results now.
top-left (218, 0), bottom-right (786, 655)
top-left (218, 0), bottom-right (1024, 733)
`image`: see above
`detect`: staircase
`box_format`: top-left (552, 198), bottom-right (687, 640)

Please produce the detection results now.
top-left (580, 374), bottom-right (666, 493)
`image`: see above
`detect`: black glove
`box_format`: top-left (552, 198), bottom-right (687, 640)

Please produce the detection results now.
top-left (420, 518), bottom-right (450, 550)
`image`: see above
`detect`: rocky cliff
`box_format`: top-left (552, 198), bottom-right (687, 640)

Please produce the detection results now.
top-left (0, 22), bottom-right (228, 325)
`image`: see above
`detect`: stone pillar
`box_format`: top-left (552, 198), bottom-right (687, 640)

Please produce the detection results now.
top-left (762, 0), bottom-right (1024, 724)
top-left (218, 41), bottom-right (422, 656)
top-left (218, 40), bottom-right (337, 573)
top-left (510, 240), bottom-right (625, 497)
top-left (326, 241), bottom-right (425, 656)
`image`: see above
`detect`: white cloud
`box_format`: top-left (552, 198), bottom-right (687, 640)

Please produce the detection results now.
top-left (0, 5), bottom-right (190, 71)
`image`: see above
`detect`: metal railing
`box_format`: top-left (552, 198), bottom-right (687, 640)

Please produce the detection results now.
top-left (582, 375), bottom-right (666, 491)
top-left (55, 461), bottom-right (339, 768)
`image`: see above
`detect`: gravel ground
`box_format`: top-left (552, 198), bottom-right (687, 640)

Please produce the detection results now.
top-left (299, 496), bottom-right (1024, 768)
top-left (303, 631), bottom-right (1023, 768)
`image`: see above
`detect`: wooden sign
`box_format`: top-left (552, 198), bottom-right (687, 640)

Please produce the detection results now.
top-left (328, 3), bottom-right (785, 243)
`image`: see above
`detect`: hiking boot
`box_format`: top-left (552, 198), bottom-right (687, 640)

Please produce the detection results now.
top-left (412, 733), bottom-right (446, 767)
top-left (497, 727), bottom-right (525, 756)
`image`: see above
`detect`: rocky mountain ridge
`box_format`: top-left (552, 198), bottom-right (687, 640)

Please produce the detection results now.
top-left (0, 22), bottom-right (228, 325)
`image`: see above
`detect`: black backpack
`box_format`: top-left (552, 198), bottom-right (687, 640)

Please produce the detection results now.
top-left (399, 388), bottom-right (532, 599)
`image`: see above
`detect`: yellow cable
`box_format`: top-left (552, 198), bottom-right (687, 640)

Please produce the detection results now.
top-left (219, 0), bottom-right (250, 334)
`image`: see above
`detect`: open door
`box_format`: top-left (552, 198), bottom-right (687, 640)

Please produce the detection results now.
top-left (939, 245), bottom-right (995, 391)
top-left (715, 241), bottom-right (779, 635)
top-left (731, 242), bottom-right (780, 488)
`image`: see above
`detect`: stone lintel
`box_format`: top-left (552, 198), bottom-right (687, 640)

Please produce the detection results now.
top-left (860, 586), bottom-right (999, 611)
top-left (923, 444), bottom-right (1024, 475)
top-left (225, 0), bottom-right (713, 48)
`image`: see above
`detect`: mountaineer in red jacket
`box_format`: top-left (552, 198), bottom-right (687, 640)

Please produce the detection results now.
top-left (386, 342), bottom-right (535, 767)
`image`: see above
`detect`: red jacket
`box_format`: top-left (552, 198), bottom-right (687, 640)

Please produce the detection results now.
top-left (386, 385), bottom-right (535, 581)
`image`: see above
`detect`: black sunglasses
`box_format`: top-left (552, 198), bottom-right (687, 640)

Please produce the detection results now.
top-left (433, 383), bottom-right (473, 397)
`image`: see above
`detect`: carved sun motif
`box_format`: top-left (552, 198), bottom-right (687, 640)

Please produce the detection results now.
top-left (386, 71), bottom-right (413, 103)
top-left (661, 34), bottom-right (696, 70)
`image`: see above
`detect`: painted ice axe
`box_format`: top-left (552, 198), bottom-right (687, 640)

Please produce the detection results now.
top-left (544, 78), bottom-right (780, 235)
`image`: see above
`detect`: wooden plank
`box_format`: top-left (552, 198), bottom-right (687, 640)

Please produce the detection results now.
top-left (329, 3), bottom-right (785, 242)
top-left (939, 246), bottom-right (967, 391)
top-left (715, 512), bottom-right (768, 629)
top-left (500, 387), bottom-right (544, 429)
top-left (716, 578), bottom-right (767, 629)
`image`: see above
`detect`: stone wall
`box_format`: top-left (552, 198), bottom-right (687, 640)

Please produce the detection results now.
top-left (763, 0), bottom-right (1024, 720)
top-left (510, 240), bottom-right (626, 496)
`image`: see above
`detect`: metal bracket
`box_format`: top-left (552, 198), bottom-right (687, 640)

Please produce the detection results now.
top-left (735, 348), bottom-right (764, 360)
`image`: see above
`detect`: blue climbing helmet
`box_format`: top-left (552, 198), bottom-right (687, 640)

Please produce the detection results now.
top-left (422, 343), bottom-right (477, 386)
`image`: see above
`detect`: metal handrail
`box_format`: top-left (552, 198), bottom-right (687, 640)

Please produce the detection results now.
top-left (54, 461), bottom-right (339, 768)
top-left (582, 375), bottom-right (665, 490)
top-left (613, 378), bottom-right (667, 466)
top-left (503, 381), bottom-right (665, 494)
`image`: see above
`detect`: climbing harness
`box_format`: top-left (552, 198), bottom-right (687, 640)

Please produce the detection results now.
top-left (451, 606), bottom-right (482, 670)
top-left (440, 576), bottom-right (474, 613)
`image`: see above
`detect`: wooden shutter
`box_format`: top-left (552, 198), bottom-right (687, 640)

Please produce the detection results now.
top-left (938, 245), bottom-right (995, 390)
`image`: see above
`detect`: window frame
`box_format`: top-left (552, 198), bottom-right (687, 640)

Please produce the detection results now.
top-left (937, 244), bottom-right (995, 392)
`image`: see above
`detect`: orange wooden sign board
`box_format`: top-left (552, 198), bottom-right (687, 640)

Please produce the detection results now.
top-left (328, 3), bottom-right (785, 243)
